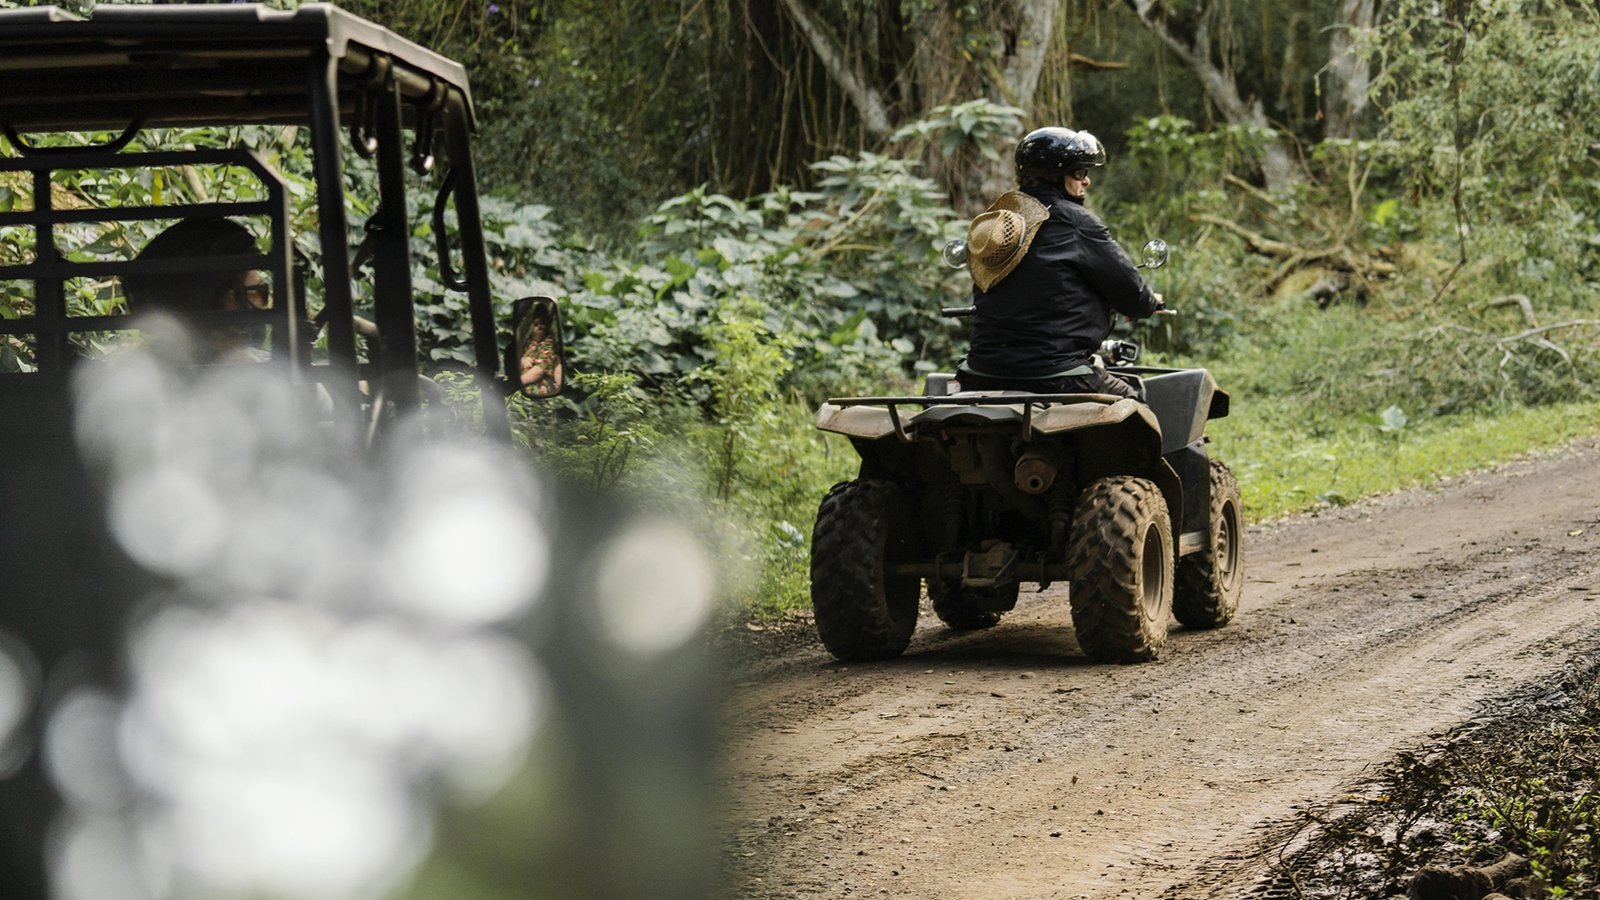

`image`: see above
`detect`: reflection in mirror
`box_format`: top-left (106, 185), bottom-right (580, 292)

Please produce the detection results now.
top-left (941, 239), bottom-right (969, 269)
top-left (507, 296), bottom-right (565, 399)
top-left (1141, 238), bottom-right (1169, 270)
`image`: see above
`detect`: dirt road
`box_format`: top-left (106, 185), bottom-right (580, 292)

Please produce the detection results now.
top-left (719, 436), bottom-right (1600, 898)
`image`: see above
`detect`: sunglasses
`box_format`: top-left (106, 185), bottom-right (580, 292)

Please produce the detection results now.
top-left (238, 281), bottom-right (272, 310)
top-left (1067, 168), bottom-right (1091, 181)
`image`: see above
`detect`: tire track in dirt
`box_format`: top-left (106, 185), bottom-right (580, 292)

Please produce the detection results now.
top-left (720, 437), bottom-right (1600, 899)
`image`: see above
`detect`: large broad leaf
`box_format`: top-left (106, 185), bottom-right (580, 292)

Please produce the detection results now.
top-left (660, 255), bottom-right (699, 291)
top-left (828, 310), bottom-right (867, 345)
top-left (815, 280), bottom-right (859, 300)
top-left (637, 351), bottom-right (672, 375)
top-left (1379, 405), bottom-right (1408, 433)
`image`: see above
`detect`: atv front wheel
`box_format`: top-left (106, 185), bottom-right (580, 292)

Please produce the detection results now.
top-left (1174, 459), bottom-right (1244, 629)
top-left (1067, 476), bottom-right (1174, 663)
top-left (810, 479), bottom-right (920, 661)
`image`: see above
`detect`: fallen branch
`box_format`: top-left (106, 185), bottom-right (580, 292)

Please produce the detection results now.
top-left (1497, 319), bottom-right (1600, 365)
top-left (1066, 52), bottom-right (1127, 71)
top-left (1191, 213), bottom-right (1300, 257)
top-left (1189, 213), bottom-right (1397, 294)
top-left (1407, 852), bottom-right (1528, 900)
top-left (1498, 319), bottom-right (1600, 343)
top-left (1222, 173), bottom-right (1278, 211)
top-left (1480, 294), bottom-right (1537, 328)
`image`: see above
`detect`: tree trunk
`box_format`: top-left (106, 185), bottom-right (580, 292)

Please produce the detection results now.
top-left (777, 0), bottom-right (893, 138)
top-left (1122, 0), bottom-right (1299, 190)
top-left (970, 0), bottom-right (1063, 205)
top-left (1323, 0), bottom-right (1378, 139)
top-left (774, 0), bottom-right (1086, 212)
top-left (1001, 0), bottom-right (1059, 109)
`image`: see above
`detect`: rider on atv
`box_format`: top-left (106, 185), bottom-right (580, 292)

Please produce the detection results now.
top-left (956, 126), bottom-right (1166, 400)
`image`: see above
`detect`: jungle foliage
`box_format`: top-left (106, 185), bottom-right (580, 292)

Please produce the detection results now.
top-left (4, 0), bottom-right (1600, 610)
top-left (6, 5), bottom-right (1600, 892)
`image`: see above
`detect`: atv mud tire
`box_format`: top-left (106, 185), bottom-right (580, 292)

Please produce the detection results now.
top-left (810, 479), bottom-right (920, 661)
top-left (1174, 459), bottom-right (1244, 629)
top-left (928, 581), bottom-right (1010, 631)
top-left (1066, 476), bottom-right (1174, 663)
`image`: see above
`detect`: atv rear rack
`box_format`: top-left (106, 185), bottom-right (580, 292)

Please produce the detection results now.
top-left (822, 393), bottom-right (1119, 443)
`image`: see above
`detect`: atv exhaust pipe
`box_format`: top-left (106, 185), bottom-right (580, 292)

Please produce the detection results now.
top-left (1013, 453), bottom-right (1057, 494)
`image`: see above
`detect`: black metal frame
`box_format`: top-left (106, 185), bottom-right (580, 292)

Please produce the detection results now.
top-left (0, 147), bottom-right (297, 372)
top-left (0, 3), bottom-right (511, 438)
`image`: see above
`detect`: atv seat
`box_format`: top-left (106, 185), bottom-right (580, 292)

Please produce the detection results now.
top-left (924, 370), bottom-right (1145, 401)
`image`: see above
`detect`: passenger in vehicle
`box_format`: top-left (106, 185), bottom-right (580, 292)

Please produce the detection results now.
top-left (121, 217), bottom-right (272, 362)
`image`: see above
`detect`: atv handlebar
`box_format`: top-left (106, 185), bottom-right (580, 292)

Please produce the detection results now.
top-left (945, 305), bottom-right (1174, 320)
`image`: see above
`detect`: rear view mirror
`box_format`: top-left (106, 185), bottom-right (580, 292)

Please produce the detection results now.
top-left (506, 296), bottom-right (566, 398)
top-left (941, 239), bottom-right (969, 269)
top-left (1140, 239), bottom-right (1169, 270)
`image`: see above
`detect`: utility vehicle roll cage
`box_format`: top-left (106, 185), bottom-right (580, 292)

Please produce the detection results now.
top-left (0, 2), bottom-right (517, 437)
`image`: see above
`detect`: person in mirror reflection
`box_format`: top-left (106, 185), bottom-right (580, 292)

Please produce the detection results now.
top-left (956, 126), bottom-right (1163, 400)
top-left (122, 217), bottom-right (272, 363)
top-left (518, 308), bottom-right (561, 396)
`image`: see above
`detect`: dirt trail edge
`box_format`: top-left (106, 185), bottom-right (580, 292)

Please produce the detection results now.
top-left (718, 436), bottom-right (1600, 899)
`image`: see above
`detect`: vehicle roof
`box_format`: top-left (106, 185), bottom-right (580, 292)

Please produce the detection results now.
top-left (0, 3), bottom-right (474, 133)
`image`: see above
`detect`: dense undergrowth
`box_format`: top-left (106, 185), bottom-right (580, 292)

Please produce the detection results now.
top-left (1263, 651), bottom-right (1600, 898)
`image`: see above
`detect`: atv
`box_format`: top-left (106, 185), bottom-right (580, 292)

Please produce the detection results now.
top-left (808, 244), bottom-right (1243, 664)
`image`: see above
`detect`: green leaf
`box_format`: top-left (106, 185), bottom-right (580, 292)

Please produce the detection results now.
top-left (1379, 405), bottom-right (1409, 433)
top-left (1370, 198), bottom-right (1401, 227)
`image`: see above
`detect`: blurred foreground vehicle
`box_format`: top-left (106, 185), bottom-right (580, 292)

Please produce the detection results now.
top-left (1, 6), bottom-right (713, 898)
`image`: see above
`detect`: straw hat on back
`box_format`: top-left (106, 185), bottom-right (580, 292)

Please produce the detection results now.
top-left (966, 191), bottom-right (1049, 292)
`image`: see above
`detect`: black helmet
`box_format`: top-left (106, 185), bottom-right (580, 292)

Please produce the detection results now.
top-left (1014, 127), bottom-right (1106, 179)
top-left (124, 217), bottom-right (258, 314)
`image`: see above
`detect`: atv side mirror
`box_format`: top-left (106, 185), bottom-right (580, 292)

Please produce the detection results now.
top-left (1140, 239), bottom-right (1169, 270)
top-left (941, 239), bottom-right (969, 269)
top-left (506, 296), bottom-right (566, 399)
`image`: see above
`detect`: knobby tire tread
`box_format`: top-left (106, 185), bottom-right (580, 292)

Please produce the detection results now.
top-left (810, 479), bottom-right (919, 661)
top-left (1174, 459), bottom-right (1244, 629)
top-left (1067, 476), bottom-right (1173, 663)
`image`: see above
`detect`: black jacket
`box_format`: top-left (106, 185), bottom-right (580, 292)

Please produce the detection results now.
top-left (965, 183), bottom-right (1158, 378)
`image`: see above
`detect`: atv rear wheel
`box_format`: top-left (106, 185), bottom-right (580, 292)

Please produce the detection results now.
top-left (1067, 476), bottom-right (1174, 663)
top-left (1174, 459), bottom-right (1244, 629)
top-left (810, 479), bottom-right (920, 661)
top-left (928, 581), bottom-right (1009, 630)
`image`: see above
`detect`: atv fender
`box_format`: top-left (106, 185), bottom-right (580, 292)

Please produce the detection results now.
top-left (1140, 369), bottom-right (1228, 455)
top-left (1026, 396), bottom-right (1160, 443)
top-left (816, 402), bottom-right (899, 440)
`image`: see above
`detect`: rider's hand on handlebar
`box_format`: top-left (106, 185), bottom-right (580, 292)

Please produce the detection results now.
top-left (1151, 292), bottom-right (1176, 316)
